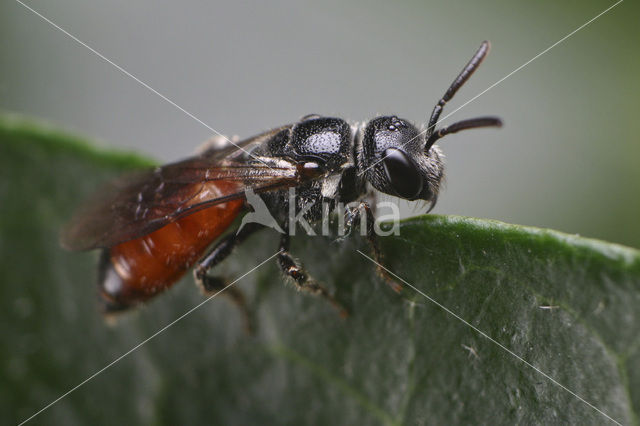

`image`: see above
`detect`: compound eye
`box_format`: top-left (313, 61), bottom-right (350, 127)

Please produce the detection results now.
top-left (382, 148), bottom-right (423, 200)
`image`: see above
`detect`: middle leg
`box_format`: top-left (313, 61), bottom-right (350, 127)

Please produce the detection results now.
top-left (277, 232), bottom-right (348, 317)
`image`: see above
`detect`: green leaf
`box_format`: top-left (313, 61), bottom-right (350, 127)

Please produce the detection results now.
top-left (2, 114), bottom-right (639, 425)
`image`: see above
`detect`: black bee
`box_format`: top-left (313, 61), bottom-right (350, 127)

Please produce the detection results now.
top-left (61, 41), bottom-right (502, 320)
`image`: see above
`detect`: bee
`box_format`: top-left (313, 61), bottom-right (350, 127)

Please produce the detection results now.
top-left (61, 41), bottom-right (501, 319)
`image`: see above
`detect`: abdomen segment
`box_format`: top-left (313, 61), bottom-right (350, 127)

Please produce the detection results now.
top-left (98, 188), bottom-right (245, 312)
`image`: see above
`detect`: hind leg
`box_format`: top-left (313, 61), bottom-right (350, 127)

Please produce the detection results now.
top-left (194, 223), bottom-right (264, 332)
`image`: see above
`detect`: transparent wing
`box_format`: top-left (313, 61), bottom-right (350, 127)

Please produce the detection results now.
top-left (61, 126), bottom-right (311, 251)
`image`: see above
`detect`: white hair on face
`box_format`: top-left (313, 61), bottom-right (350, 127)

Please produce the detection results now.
top-left (413, 143), bottom-right (445, 202)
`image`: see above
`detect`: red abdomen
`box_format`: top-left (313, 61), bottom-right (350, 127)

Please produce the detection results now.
top-left (98, 182), bottom-right (245, 312)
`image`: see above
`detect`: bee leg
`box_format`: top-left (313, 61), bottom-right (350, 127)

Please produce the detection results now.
top-left (194, 223), bottom-right (264, 333)
top-left (277, 233), bottom-right (348, 318)
top-left (344, 202), bottom-right (403, 293)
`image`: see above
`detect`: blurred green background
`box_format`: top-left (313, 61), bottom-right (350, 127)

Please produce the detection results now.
top-left (1, 0), bottom-right (639, 247)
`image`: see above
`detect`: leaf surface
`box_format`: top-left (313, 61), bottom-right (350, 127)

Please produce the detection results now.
top-left (1, 115), bottom-right (638, 425)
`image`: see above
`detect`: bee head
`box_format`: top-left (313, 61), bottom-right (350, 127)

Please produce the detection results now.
top-left (359, 116), bottom-right (444, 208)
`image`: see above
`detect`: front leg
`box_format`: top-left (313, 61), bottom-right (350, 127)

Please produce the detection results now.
top-left (344, 202), bottom-right (403, 293)
top-left (277, 232), bottom-right (348, 317)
